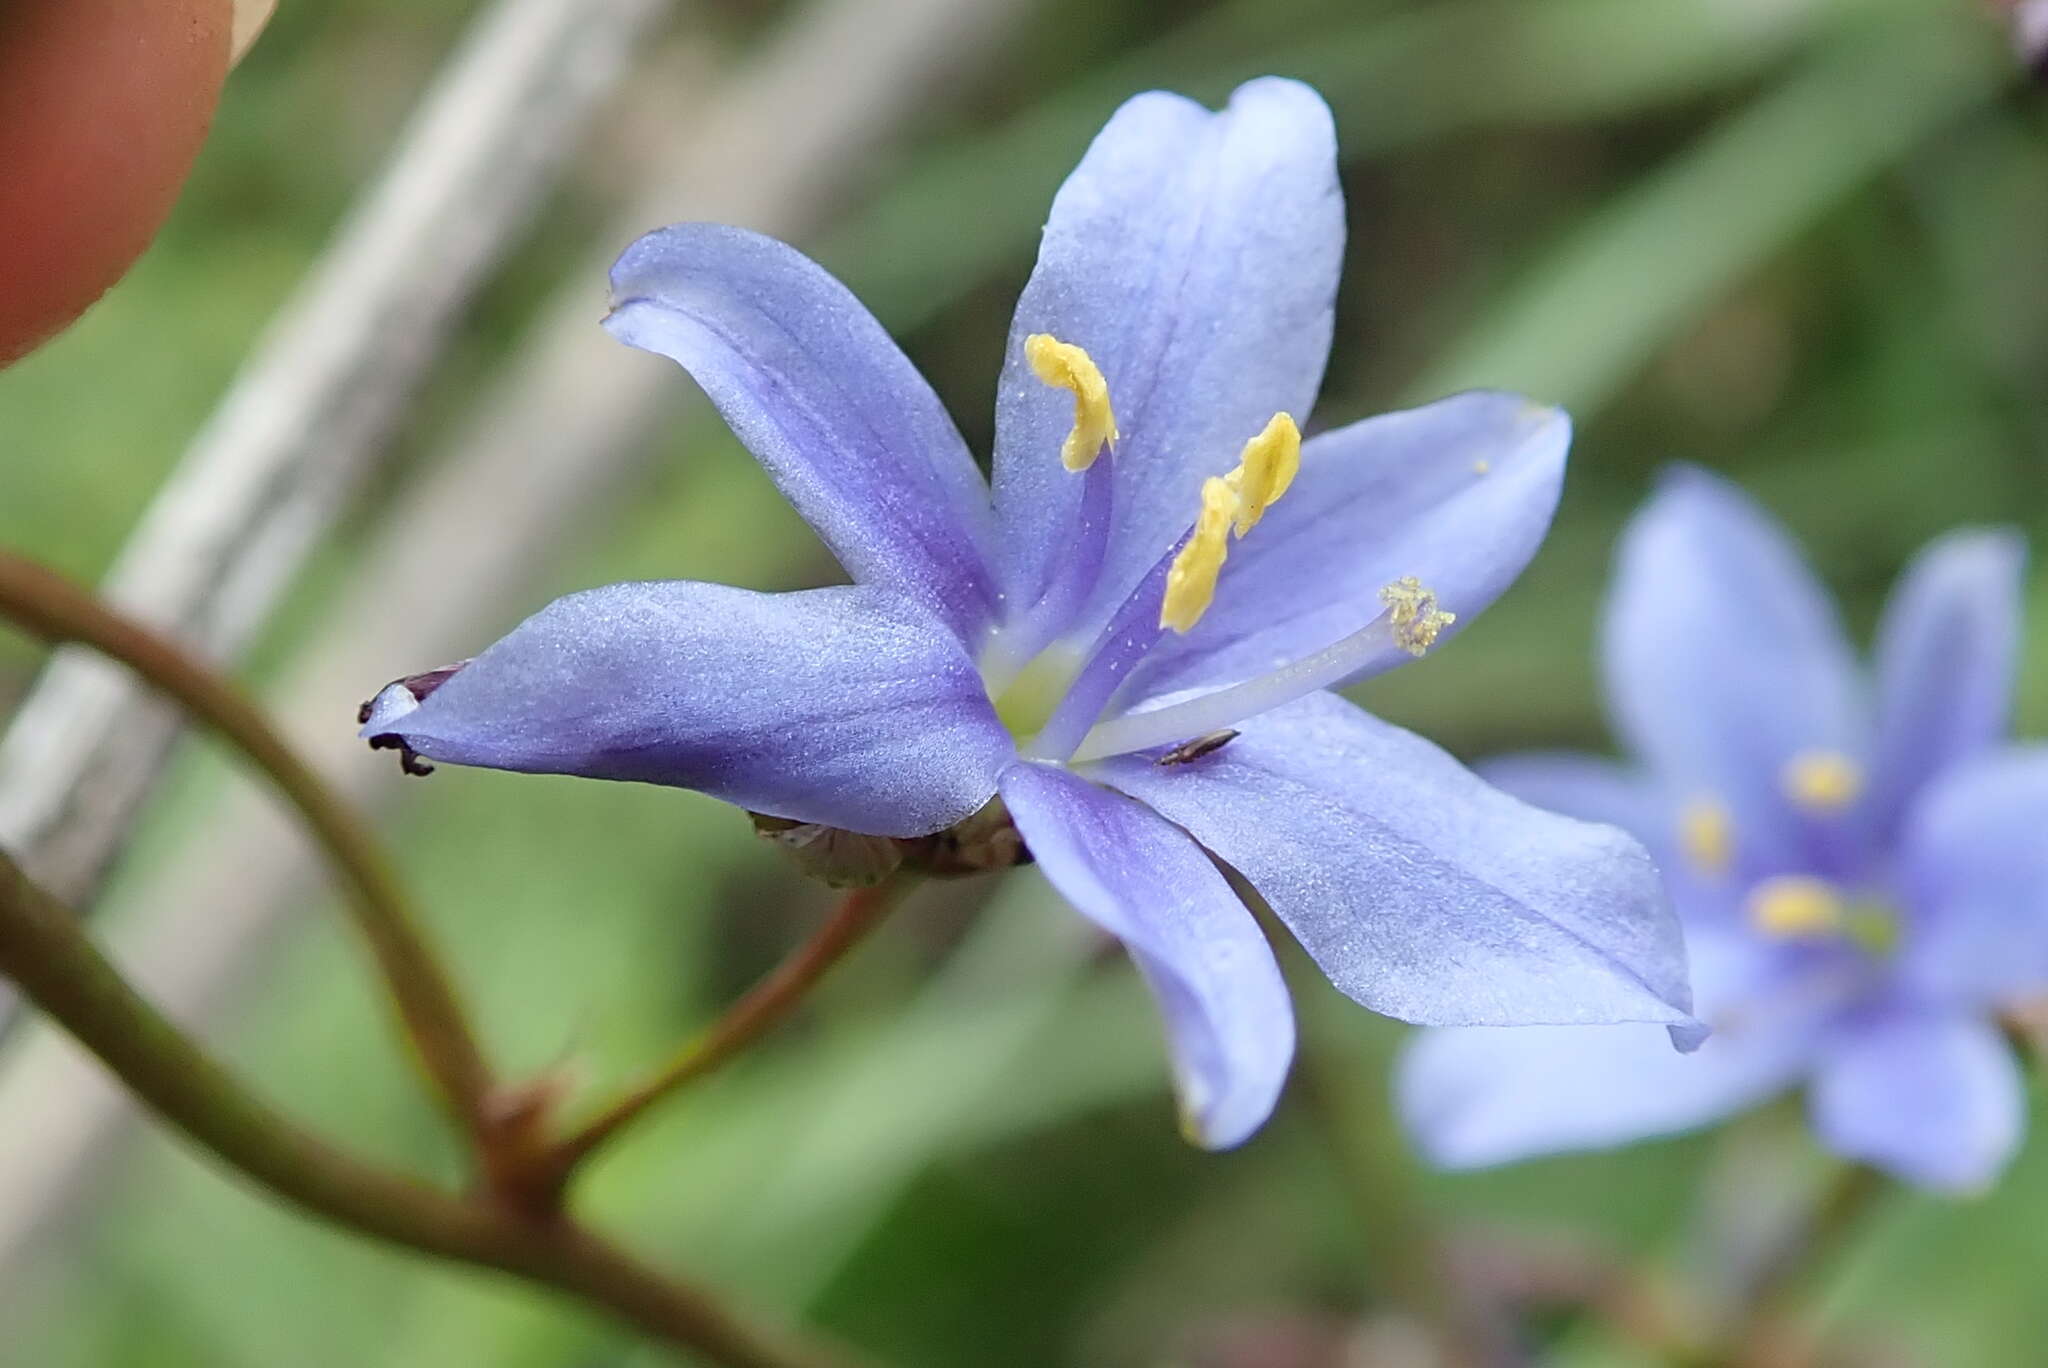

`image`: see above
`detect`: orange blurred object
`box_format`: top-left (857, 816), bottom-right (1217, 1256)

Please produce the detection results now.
top-left (0, 0), bottom-right (233, 367)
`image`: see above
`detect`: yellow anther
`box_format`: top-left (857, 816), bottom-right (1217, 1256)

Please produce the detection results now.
top-left (1025, 333), bottom-right (1118, 471)
top-left (1222, 413), bottom-right (1300, 536)
top-left (1677, 797), bottom-right (1734, 876)
top-left (1160, 478), bottom-right (1236, 633)
top-left (1379, 577), bottom-right (1455, 656)
top-left (1746, 875), bottom-right (1845, 940)
top-left (1472, 459), bottom-right (1491, 475)
top-left (1782, 749), bottom-right (1862, 813)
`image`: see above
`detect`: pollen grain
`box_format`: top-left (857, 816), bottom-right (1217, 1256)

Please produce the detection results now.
top-left (1379, 576), bottom-right (1454, 656)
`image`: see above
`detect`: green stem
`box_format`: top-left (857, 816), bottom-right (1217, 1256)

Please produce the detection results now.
top-left (0, 846), bottom-right (858, 1368)
top-left (0, 552), bottom-right (494, 1137)
top-left (537, 878), bottom-right (916, 1194)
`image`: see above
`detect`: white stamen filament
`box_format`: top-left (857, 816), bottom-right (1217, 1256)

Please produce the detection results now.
top-left (1068, 607), bottom-right (1398, 763)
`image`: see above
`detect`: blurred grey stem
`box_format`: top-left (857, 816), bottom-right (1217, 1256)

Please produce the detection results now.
top-left (0, 0), bottom-right (1030, 1291)
top-left (1291, 1030), bottom-right (1523, 1368)
top-left (1716, 1163), bottom-right (1886, 1368)
top-left (0, 848), bottom-right (863, 1368)
top-left (1255, 873), bottom-right (1521, 1367)
top-left (0, 0), bottom-right (670, 911)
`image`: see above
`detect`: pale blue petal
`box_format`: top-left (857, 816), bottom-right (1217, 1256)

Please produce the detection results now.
top-left (1130, 394), bottom-right (1569, 700)
top-left (606, 225), bottom-right (997, 642)
top-left (1895, 746), bottom-right (2048, 1005)
top-left (1602, 467), bottom-right (1864, 874)
top-left (999, 761), bottom-right (1294, 1148)
top-left (1867, 529), bottom-right (2026, 842)
top-left (1091, 691), bottom-right (1700, 1039)
top-left (1477, 750), bottom-right (1662, 850)
top-left (1400, 927), bottom-right (1820, 1167)
top-left (1482, 750), bottom-right (1752, 927)
top-left (1399, 1022), bottom-right (1783, 1170)
top-left (991, 78), bottom-right (1343, 634)
top-left (1399, 1022), bottom-right (1797, 1170)
top-left (1809, 1009), bottom-right (2023, 1193)
top-left (362, 581), bottom-right (1014, 837)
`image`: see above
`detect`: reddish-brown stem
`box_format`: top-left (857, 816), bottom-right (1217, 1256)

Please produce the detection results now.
top-left (530, 878), bottom-right (916, 1197)
top-left (0, 844), bottom-right (858, 1368)
top-left (0, 552), bottom-right (495, 1138)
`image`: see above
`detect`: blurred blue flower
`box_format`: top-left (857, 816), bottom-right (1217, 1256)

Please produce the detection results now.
top-left (362, 79), bottom-right (1694, 1147)
top-left (1401, 467), bottom-right (2043, 1192)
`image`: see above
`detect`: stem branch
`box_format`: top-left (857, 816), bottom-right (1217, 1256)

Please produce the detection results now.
top-left (0, 553), bottom-right (493, 1135)
top-left (544, 879), bottom-right (915, 1186)
top-left (0, 846), bottom-right (854, 1368)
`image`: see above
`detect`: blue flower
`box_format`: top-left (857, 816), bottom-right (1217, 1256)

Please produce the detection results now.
top-left (361, 79), bottom-right (1694, 1148)
top-left (1400, 467), bottom-right (2043, 1191)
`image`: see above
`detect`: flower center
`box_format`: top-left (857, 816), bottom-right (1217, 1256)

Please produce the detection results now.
top-left (990, 643), bottom-right (1082, 740)
top-left (994, 332), bottom-right (1452, 764)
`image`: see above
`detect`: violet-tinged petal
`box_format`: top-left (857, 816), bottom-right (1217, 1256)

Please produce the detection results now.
top-left (1809, 1008), bottom-right (2023, 1192)
top-left (999, 761), bottom-right (1294, 1148)
top-left (1026, 539), bottom-right (1175, 761)
top-left (1895, 746), bottom-right (2048, 1005)
top-left (1130, 394), bottom-right (1569, 701)
top-left (1602, 467), bottom-right (1864, 874)
top-left (364, 581), bottom-right (1014, 837)
top-left (991, 77), bottom-right (1342, 633)
top-left (1399, 928), bottom-right (1818, 1168)
top-left (606, 224), bottom-right (998, 643)
top-left (1092, 691), bottom-right (1700, 1041)
top-left (1867, 528), bottom-right (2026, 842)
top-left (361, 680), bottom-right (427, 734)
top-left (984, 454), bottom-right (1116, 686)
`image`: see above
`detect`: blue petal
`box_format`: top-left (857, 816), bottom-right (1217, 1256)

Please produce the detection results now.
top-left (363, 581), bottom-right (1014, 837)
top-left (606, 225), bottom-right (998, 642)
top-left (1602, 467), bottom-right (1865, 874)
top-left (1809, 1008), bottom-right (2023, 1193)
top-left (1867, 529), bottom-right (2026, 843)
top-left (999, 761), bottom-right (1294, 1148)
top-left (1895, 746), bottom-right (2048, 1005)
top-left (1130, 394), bottom-right (1570, 700)
top-left (991, 78), bottom-right (1343, 634)
top-left (1091, 692), bottom-right (1700, 1039)
top-left (1399, 927), bottom-right (1818, 1168)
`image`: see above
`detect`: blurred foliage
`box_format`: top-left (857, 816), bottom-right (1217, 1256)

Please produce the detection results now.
top-left (2, 0), bottom-right (2047, 1364)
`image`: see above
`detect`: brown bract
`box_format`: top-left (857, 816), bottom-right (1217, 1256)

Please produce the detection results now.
top-left (0, 0), bottom-right (232, 367)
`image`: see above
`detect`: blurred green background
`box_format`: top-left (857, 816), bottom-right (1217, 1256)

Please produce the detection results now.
top-left (3, 0), bottom-right (2047, 1363)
